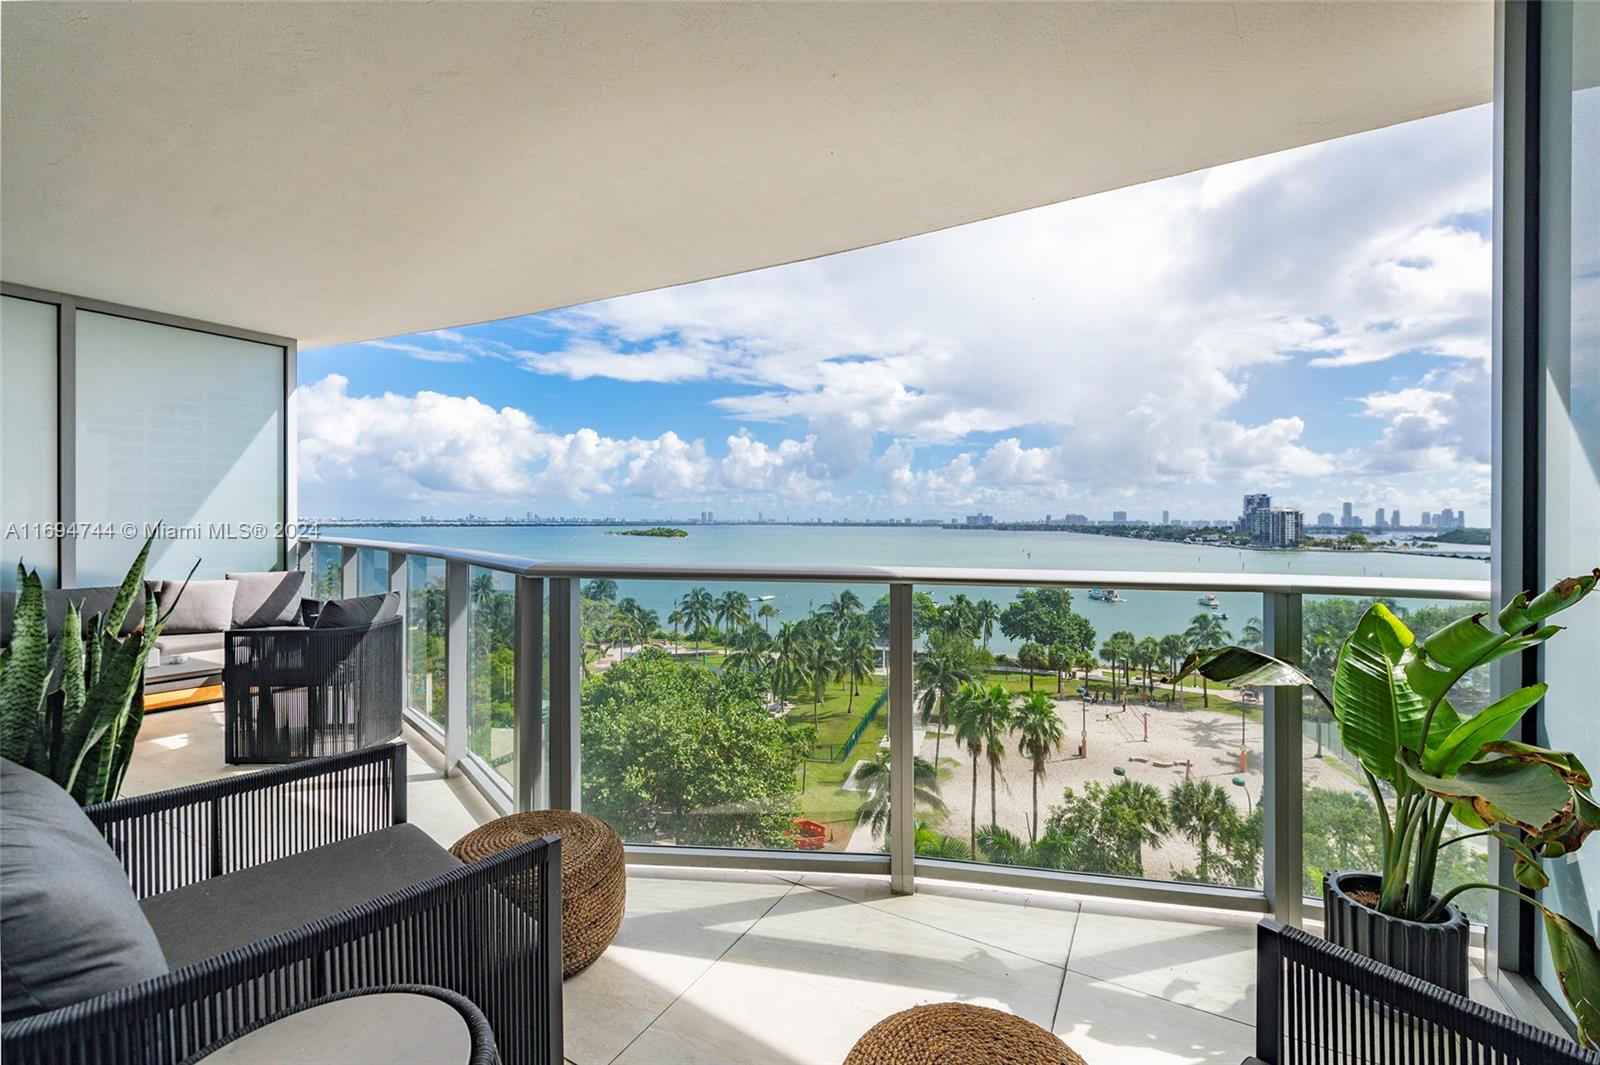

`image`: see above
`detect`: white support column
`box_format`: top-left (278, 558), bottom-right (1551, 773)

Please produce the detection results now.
top-left (514, 575), bottom-right (546, 811)
top-left (340, 545), bottom-right (358, 598)
top-left (1263, 590), bottom-right (1304, 928)
top-left (444, 560), bottom-right (469, 773)
top-left (889, 582), bottom-right (916, 895)
top-left (547, 577), bottom-right (581, 810)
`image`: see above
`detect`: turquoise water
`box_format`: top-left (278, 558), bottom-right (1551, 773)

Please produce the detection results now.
top-left (331, 524), bottom-right (1488, 647)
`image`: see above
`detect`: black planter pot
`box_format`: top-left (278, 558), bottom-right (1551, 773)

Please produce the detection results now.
top-left (1323, 870), bottom-right (1470, 994)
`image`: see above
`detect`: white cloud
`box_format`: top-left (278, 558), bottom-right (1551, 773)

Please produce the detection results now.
top-left (306, 105), bottom-right (1495, 519)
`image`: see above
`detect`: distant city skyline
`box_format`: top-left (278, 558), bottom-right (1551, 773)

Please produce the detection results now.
top-left (298, 106), bottom-right (1492, 523)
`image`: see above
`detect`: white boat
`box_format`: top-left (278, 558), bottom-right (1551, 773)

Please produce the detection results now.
top-left (1089, 588), bottom-right (1127, 603)
top-left (1199, 593), bottom-right (1220, 609)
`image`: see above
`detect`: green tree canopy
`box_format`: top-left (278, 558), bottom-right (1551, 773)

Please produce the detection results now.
top-left (581, 649), bottom-right (801, 848)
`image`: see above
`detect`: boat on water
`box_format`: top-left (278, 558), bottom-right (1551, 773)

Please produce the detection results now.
top-left (1088, 588), bottom-right (1126, 603)
top-left (1199, 593), bottom-right (1220, 609)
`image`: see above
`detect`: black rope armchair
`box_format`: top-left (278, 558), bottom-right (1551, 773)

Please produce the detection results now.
top-left (1251, 919), bottom-right (1596, 1065)
top-left (0, 744), bottom-right (563, 1065)
top-left (224, 614), bottom-right (403, 763)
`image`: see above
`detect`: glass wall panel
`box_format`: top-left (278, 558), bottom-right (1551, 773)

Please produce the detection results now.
top-left (580, 578), bottom-right (890, 853)
top-left (306, 542), bottom-right (343, 599)
top-left (1, 295), bottom-right (59, 590)
top-left (912, 586), bottom-right (1263, 889)
top-left (73, 310), bottom-right (283, 585)
top-left (356, 548), bottom-right (386, 595)
top-left (467, 566), bottom-right (515, 789)
top-left (1300, 595), bottom-right (1492, 920)
top-left (1536, 0), bottom-right (1600, 1005)
top-left (408, 555), bottom-right (446, 729)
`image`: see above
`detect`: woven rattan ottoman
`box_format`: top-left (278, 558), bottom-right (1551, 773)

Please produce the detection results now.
top-left (844, 1003), bottom-right (1086, 1065)
top-left (451, 810), bottom-right (625, 978)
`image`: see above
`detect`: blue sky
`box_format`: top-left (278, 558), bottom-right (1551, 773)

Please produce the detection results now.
top-left (299, 105), bottom-right (1492, 524)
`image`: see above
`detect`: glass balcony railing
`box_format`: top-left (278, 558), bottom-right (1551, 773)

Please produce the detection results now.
top-left (298, 534), bottom-right (1491, 919)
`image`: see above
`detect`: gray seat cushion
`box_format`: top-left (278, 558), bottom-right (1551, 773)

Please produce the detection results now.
top-left (140, 823), bottom-right (461, 969)
top-left (152, 578), bottom-right (237, 635)
top-left (0, 758), bottom-right (168, 1018)
top-left (153, 631), bottom-right (227, 657)
top-left (225, 570), bottom-right (309, 628)
top-left (315, 591), bottom-right (401, 630)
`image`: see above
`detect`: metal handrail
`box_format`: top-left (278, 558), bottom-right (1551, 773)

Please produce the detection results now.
top-left (301, 531), bottom-right (1494, 923)
top-left (301, 534), bottom-right (1490, 600)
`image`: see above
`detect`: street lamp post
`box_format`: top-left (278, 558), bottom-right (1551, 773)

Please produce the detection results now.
top-left (1232, 774), bottom-right (1253, 813)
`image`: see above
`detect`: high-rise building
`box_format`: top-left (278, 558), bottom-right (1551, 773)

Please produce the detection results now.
top-left (1316, 511), bottom-right (1335, 526)
top-left (1112, 510), bottom-right (1128, 523)
top-left (1439, 507), bottom-right (1456, 529)
top-left (1455, 511), bottom-right (1467, 529)
top-left (1375, 507), bottom-right (1386, 528)
top-left (1239, 493), bottom-right (1271, 532)
top-left (1250, 507), bottom-right (1304, 548)
top-left (1161, 510), bottom-right (1170, 525)
top-left (1421, 511), bottom-right (1433, 527)
top-left (1340, 501), bottom-right (1354, 528)
top-left (1390, 508), bottom-right (1401, 528)
top-left (965, 513), bottom-right (994, 526)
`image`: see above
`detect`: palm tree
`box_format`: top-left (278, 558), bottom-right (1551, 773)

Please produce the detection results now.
top-left (667, 604), bottom-right (687, 642)
top-left (771, 621), bottom-right (808, 705)
top-left (682, 587), bottom-right (716, 642)
top-left (1013, 690), bottom-right (1064, 842)
top-left (838, 619), bottom-right (874, 713)
top-left (975, 598), bottom-right (1001, 650)
top-left (757, 601), bottom-right (780, 632)
top-left (1133, 636), bottom-right (1162, 694)
top-left (582, 578), bottom-right (618, 603)
top-left (470, 571), bottom-right (496, 612)
top-left (1168, 779), bottom-right (1237, 882)
top-left (1016, 641), bottom-right (1047, 690)
top-left (938, 594), bottom-right (979, 641)
top-left (715, 590), bottom-right (750, 651)
top-left (854, 748), bottom-right (944, 843)
top-left (952, 682), bottom-right (1012, 845)
top-left (1044, 643), bottom-right (1073, 694)
top-left (915, 645), bottom-right (979, 767)
top-left (1099, 631), bottom-right (1137, 694)
top-left (950, 683), bottom-right (988, 852)
top-left (823, 590), bottom-right (863, 623)
top-left (1241, 617), bottom-right (1264, 651)
top-left (724, 624), bottom-right (771, 674)
top-left (1158, 633), bottom-right (1189, 703)
top-left (802, 618), bottom-right (839, 724)
top-left (1183, 612), bottom-right (1232, 707)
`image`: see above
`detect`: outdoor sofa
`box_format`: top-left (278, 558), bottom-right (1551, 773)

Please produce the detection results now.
top-left (0, 742), bottom-right (563, 1065)
top-left (1249, 918), bottom-right (1597, 1064)
top-left (0, 570), bottom-right (320, 704)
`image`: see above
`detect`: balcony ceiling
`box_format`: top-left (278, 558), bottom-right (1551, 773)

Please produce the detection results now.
top-left (2, 2), bottom-right (1491, 347)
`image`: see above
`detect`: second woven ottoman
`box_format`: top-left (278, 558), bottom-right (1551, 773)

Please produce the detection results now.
top-left (451, 810), bottom-right (625, 978)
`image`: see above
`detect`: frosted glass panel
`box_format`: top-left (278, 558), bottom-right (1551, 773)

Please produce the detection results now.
top-left (1, 296), bottom-right (59, 591)
top-left (74, 311), bottom-right (284, 585)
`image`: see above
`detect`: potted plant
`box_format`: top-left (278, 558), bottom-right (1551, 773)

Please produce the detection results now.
top-left (1175, 569), bottom-right (1600, 1045)
top-left (0, 535), bottom-right (187, 806)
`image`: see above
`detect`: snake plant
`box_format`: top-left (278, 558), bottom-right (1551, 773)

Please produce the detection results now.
top-left (0, 535), bottom-right (187, 806)
top-left (1174, 568), bottom-right (1600, 1045)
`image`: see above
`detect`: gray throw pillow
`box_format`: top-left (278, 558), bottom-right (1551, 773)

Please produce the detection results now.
top-left (315, 591), bottom-right (401, 629)
top-left (151, 579), bottom-right (237, 635)
top-left (0, 758), bottom-right (168, 1018)
top-left (225, 571), bottom-right (309, 628)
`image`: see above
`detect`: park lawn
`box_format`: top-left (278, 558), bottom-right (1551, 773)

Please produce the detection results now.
top-left (789, 674), bottom-right (890, 844)
top-left (980, 670), bottom-right (1252, 716)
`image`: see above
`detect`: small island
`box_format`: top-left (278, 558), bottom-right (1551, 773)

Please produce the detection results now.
top-left (608, 526), bottom-right (689, 538)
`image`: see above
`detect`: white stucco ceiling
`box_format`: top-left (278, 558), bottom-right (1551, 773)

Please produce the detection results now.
top-left (1, 1), bottom-right (1492, 347)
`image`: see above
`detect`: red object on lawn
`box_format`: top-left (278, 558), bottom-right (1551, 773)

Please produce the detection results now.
top-left (792, 818), bottom-right (829, 849)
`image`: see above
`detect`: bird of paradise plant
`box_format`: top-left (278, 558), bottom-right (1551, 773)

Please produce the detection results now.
top-left (1175, 569), bottom-right (1600, 1045)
